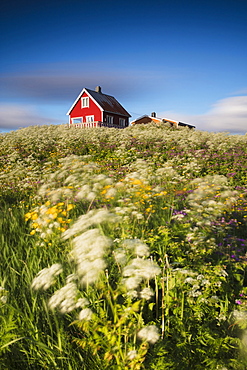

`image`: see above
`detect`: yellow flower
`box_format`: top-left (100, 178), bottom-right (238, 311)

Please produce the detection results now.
top-left (131, 179), bottom-right (143, 186)
top-left (46, 206), bottom-right (58, 215)
top-left (30, 230), bottom-right (36, 235)
top-left (25, 212), bottom-right (32, 221)
top-left (67, 204), bottom-right (74, 211)
top-left (31, 213), bottom-right (38, 220)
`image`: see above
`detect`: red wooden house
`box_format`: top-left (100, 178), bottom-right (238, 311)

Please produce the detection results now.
top-left (67, 86), bottom-right (131, 128)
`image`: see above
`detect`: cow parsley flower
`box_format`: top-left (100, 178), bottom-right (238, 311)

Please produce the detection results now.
top-left (70, 228), bottom-right (111, 286)
top-left (76, 297), bottom-right (89, 308)
top-left (79, 308), bottom-right (93, 321)
top-left (0, 287), bottom-right (7, 304)
top-left (127, 350), bottom-right (137, 360)
top-left (122, 239), bottom-right (150, 257)
top-left (31, 263), bottom-right (63, 290)
top-left (123, 258), bottom-right (161, 280)
top-left (137, 325), bottom-right (160, 344)
top-left (113, 249), bottom-right (127, 265)
top-left (63, 209), bottom-right (118, 239)
top-left (48, 282), bottom-right (77, 313)
top-left (124, 276), bottom-right (142, 290)
top-left (140, 287), bottom-right (154, 300)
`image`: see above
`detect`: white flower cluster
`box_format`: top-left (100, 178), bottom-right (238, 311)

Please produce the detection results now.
top-left (113, 238), bottom-right (150, 267)
top-left (38, 156), bottom-right (115, 205)
top-left (186, 175), bottom-right (238, 227)
top-left (70, 228), bottom-right (112, 286)
top-left (122, 239), bottom-right (150, 257)
top-left (0, 286), bottom-right (7, 304)
top-left (78, 307), bottom-right (93, 321)
top-left (31, 264), bottom-right (63, 290)
top-left (63, 208), bottom-right (119, 240)
top-left (123, 258), bottom-right (160, 292)
top-left (48, 282), bottom-right (77, 313)
top-left (137, 325), bottom-right (160, 344)
top-left (127, 349), bottom-right (137, 360)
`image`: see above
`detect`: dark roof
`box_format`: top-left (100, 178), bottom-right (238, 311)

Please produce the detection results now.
top-left (178, 122), bottom-right (196, 129)
top-left (66, 88), bottom-right (131, 117)
top-left (86, 88), bottom-right (131, 117)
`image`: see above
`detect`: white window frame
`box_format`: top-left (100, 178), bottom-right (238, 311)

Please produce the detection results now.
top-left (119, 118), bottom-right (125, 126)
top-left (106, 115), bottom-right (114, 124)
top-left (72, 117), bottom-right (82, 124)
top-left (81, 97), bottom-right (89, 108)
top-left (86, 115), bottom-right (94, 125)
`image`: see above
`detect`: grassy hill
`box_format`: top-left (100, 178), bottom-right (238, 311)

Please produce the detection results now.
top-left (0, 124), bottom-right (247, 369)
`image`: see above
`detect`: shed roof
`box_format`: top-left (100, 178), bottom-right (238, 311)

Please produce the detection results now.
top-left (67, 88), bottom-right (131, 117)
top-left (131, 114), bottom-right (195, 129)
top-left (131, 115), bottom-right (177, 125)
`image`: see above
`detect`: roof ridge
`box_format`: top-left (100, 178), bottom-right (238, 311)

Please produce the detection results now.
top-left (85, 88), bottom-right (114, 98)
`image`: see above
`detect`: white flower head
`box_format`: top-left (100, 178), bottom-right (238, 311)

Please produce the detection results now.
top-left (79, 308), bottom-right (93, 321)
top-left (122, 239), bottom-right (150, 257)
top-left (31, 263), bottom-right (63, 290)
top-left (135, 243), bottom-right (150, 257)
top-left (63, 210), bottom-right (116, 240)
top-left (140, 287), bottom-right (154, 300)
top-left (114, 249), bottom-right (127, 265)
top-left (48, 282), bottom-right (77, 313)
top-left (126, 290), bottom-right (138, 299)
top-left (124, 276), bottom-right (142, 291)
top-left (137, 325), bottom-right (160, 344)
top-left (0, 295), bottom-right (7, 304)
top-left (123, 258), bottom-right (161, 281)
top-left (75, 297), bottom-right (89, 308)
top-left (127, 350), bottom-right (137, 360)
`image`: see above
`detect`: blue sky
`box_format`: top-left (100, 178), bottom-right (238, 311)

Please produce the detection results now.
top-left (0, 0), bottom-right (247, 133)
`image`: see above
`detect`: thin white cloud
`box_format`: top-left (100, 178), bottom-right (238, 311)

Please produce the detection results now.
top-left (158, 96), bottom-right (247, 134)
top-left (0, 62), bottom-right (165, 103)
top-left (0, 103), bottom-right (59, 131)
top-left (232, 88), bottom-right (247, 95)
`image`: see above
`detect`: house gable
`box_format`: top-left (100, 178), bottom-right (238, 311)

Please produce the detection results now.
top-left (67, 87), bottom-right (131, 128)
top-left (69, 91), bottom-right (102, 124)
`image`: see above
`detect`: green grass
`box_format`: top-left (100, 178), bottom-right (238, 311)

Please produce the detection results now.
top-left (0, 124), bottom-right (247, 369)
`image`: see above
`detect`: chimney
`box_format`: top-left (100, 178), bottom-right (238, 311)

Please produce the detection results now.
top-left (151, 112), bottom-right (156, 117)
top-left (95, 86), bottom-right (102, 93)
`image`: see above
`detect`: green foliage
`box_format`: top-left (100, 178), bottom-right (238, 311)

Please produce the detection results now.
top-left (0, 124), bottom-right (247, 368)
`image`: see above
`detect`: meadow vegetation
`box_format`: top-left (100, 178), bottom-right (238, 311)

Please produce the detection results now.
top-left (0, 123), bottom-right (247, 369)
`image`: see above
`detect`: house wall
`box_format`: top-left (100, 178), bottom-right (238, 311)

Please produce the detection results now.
top-left (102, 111), bottom-right (129, 127)
top-left (69, 92), bottom-right (102, 125)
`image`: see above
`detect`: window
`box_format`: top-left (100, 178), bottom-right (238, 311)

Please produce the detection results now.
top-left (72, 118), bottom-right (82, 124)
top-left (106, 115), bottom-right (114, 124)
top-left (119, 118), bottom-right (125, 127)
top-left (86, 115), bottom-right (94, 123)
top-left (81, 97), bottom-right (89, 108)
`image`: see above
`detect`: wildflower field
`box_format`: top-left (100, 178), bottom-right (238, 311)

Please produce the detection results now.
top-left (1, 123), bottom-right (247, 369)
